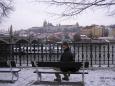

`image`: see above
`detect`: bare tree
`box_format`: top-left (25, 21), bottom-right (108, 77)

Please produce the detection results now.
top-left (36, 0), bottom-right (115, 16)
top-left (73, 33), bottom-right (81, 42)
top-left (0, 0), bottom-right (13, 22)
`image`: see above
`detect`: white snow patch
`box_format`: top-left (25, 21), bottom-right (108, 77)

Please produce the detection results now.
top-left (0, 68), bottom-right (115, 86)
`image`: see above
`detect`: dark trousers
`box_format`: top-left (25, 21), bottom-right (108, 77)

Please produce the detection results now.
top-left (54, 68), bottom-right (70, 79)
top-left (55, 72), bottom-right (70, 79)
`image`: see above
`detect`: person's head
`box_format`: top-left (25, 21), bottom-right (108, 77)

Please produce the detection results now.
top-left (62, 41), bottom-right (69, 49)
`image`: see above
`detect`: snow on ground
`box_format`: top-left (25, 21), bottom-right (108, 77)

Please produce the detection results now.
top-left (0, 68), bottom-right (115, 86)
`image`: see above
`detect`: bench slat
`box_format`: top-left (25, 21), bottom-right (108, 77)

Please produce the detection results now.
top-left (34, 70), bottom-right (88, 74)
top-left (0, 68), bottom-right (21, 72)
top-left (34, 68), bottom-right (88, 74)
top-left (32, 62), bottom-right (83, 67)
top-left (33, 81), bottom-right (84, 85)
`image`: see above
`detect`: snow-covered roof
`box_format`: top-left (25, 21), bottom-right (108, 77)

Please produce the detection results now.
top-left (98, 37), bottom-right (114, 40)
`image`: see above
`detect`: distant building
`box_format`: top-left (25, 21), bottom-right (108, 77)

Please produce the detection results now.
top-left (109, 25), bottom-right (115, 37)
top-left (81, 25), bottom-right (105, 39)
top-left (18, 30), bottom-right (30, 37)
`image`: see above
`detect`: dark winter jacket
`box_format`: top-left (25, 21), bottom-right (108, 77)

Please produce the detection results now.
top-left (60, 47), bottom-right (76, 72)
top-left (60, 47), bottom-right (74, 62)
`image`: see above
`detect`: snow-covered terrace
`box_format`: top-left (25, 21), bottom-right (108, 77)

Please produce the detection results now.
top-left (0, 67), bottom-right (115, 86)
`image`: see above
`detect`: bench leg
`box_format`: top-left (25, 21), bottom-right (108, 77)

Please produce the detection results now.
top-left (12, 72), bottom-right (19, 82)
top-left (82, 73), bottom-right (85, 86)
top-left (14, 72), bottom-right (19, 80)
top-left (11, 72), bottom-right (14, 82)
top-left (36, 72), bottom-right (42, 81)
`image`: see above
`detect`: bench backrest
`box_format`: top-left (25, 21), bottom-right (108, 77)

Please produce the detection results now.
top-left (0, 61), bottom-right (9, 67)
top-left (31, 61), bottom-right (89, 69)
top-left (0, 61), bottom-right (16, 67)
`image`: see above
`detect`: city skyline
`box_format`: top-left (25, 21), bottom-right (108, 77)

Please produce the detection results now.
top-left (0, 0), bottom-right (115, 30)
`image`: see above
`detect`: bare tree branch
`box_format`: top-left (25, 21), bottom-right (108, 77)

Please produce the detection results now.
top-left (0, 0), bottom-right (13, 22)
top-left (38, 0), bottom-right (115, 6)
top-left (63, 0), bottom-right (107, 16)
top-left (36, 0), bottom-right (115, 16)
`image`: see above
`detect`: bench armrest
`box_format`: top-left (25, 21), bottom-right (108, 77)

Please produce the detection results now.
top-left (7, 60), bottom-right (16, 68)
top-left (31, 61), bottom-right (37, 67)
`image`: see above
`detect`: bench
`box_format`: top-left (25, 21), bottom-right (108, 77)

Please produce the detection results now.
top-left (32, 61), bottom-right (89, 85)
top-left (0, 61), bottom-right (21, 82)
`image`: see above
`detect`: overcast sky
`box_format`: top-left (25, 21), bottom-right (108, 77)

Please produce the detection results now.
top-left (0, 0), bottom-right (115, 30)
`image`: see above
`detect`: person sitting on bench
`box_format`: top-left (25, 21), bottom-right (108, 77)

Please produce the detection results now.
top-left (54, 41), bottom-right (76, 82)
